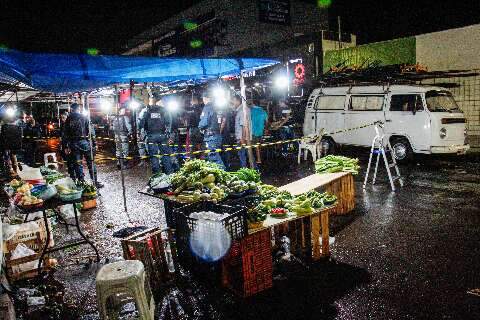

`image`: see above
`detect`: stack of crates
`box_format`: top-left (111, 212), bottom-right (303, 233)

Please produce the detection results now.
top-left (222, 229), bottom-right (273, 297)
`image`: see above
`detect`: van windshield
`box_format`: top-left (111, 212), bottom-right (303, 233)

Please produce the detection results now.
top-left (425, 91), bottom-right (461, 113)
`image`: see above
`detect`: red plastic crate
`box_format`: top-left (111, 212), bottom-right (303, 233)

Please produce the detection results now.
top-left (222, 229), bottom-right (273, 297)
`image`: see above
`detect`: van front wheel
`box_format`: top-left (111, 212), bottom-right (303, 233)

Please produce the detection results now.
top-left (320, 137), bottom-right (337, 156)
top-left (390, 138), bottom-right (413, 163)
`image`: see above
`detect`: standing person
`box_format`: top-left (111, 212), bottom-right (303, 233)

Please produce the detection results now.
top-left (219, 101), bottom-right (235, 170)
top-left (250, 99), bottom-right (268, 165)
top-left (136, 104), bottom-right (149, 166)
top-left (272, 99), bottom-right (293, 156)
top-left (112, 104), bottom-right (132, 169)
top-left (59, 112), bottom-right (76, 179)
top-left (232, 95), bottom-right (254, 168)
top-left (138, 95), bottom-right (175, 174)
top-left (199, 91), bottom-right (225, 169)
top-left (63, 103), bottom-right (103, 187)
top-left (1, 113), bottom-right (21, 177)
top-left (185, 94), bottom-right (204, 157)
top-left (21, 113), bottom-right (41, 167)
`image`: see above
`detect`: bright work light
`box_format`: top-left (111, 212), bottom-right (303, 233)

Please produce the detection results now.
top-left (274, 75), bottom-right (289, 89)
top-left (166, 100), bottom-right (179, 112)
top-left (100, 99), bottom-right (112, 113)
top-left (129, 100), bottom-right (140, 110)
top-left (5, 107), bottom-right (15, 117)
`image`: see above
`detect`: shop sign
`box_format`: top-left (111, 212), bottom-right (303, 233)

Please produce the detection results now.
top-left (258, 0), bottom-right (291, 25)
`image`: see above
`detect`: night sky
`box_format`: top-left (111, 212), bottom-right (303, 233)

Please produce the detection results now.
top-left (1, 0), bottom-right (479, 54)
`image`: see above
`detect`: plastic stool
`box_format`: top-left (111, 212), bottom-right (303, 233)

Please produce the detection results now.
top-left (96, 260), bottom-right (155, 320)
top-left (43, 153), bottom-right (59, 170)
top-left (297, 140), bottom-right (321, 164)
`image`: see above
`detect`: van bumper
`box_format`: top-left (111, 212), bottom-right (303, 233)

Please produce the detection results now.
top-left (430, 144), bottom-right (470, 154)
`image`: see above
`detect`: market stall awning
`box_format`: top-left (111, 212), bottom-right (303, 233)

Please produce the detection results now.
top-left (0, 49), bottom-right (279, 93)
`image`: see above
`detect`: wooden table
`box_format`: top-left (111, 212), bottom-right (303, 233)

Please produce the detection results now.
top-left (279, 172), bottom-right (355, 215)
top-left (248, 205), bottom-right (334, 259)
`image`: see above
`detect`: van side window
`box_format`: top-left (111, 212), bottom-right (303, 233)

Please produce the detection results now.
top-left (390, 95), bottom-right (423, 112)
top-left (314, 95), bottom-right (346, 110)
top-left (350, 95), bottom-right (384, 111)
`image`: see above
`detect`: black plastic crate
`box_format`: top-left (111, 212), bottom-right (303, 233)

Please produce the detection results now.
top-left (174, 202), bottom-right (247, 280)
top-left (224, 194), bottom-right (261, 210)
top-left (175, 201), bottom-right (248, 242)
top-left (163, 198), bottom-right (184, 229)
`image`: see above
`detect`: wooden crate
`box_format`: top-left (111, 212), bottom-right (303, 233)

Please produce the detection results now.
top-left (325, 173), bottom-right (355, 215)
top-left (4, 232), bottom-right (49, 281)
top-left (3, 218), bottom-right (54, 255)
top-left (222, 229), bottom-right (273, 297)
top-left (121, 227), bottom-right (178, 288)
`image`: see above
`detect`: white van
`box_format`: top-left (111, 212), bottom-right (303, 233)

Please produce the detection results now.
top-left (303, 85), bottom-right (470, 161)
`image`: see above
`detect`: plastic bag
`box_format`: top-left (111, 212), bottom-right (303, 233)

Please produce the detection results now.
top-left (38, 185), bottom-right (57, 200)
top-left (17, 165), bottom-right (43, 181)
top-left (52, 177), bottom-right (76, 189)
top-left (10, 243), bottom-right (39, 274)
top-left (59, 204), bottom-right (80, 220)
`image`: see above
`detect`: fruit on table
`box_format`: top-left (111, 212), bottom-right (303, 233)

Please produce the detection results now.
top-left (18, 194), bottom-right (43, 206)
top-left (270, 207), bottom-right (288, 219)
top-left (9, 179), bottom-right (23, 188)
top-left (16, 183), bottom-right (33, 194)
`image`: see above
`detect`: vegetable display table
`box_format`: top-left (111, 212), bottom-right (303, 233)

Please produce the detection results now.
top-left (278, 172), bottom-right (355, 215)
top-left (248, 205), bottom-right (335, 259)
top-left (14, 198), bottom-right (100, 276)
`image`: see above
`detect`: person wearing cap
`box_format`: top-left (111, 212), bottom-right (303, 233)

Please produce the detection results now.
top-left (198, 91), bottom-right (225, 169)
top-left (63, 103), bottom-right (103, 187)
top-left (138, 94), bottom-right (175, 174)
top-left (112, 103), bottom-right (132, 169)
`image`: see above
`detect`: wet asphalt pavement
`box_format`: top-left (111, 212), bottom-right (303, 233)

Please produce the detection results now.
top-left (9, 139), bottom-right (480, 319)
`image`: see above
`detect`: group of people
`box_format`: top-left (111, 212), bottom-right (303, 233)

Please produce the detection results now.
top-left (1, 111), bottom-right (41, 177)
top-left (112, 88), bottom-right (293, 175)
top-left (59, 103), bottom-right (103, 188)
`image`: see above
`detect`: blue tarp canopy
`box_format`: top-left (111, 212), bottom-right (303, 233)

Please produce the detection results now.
top-left (0, 49), bottom-right (279, 93)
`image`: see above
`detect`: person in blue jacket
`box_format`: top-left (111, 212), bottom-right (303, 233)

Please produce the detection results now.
top-left (198, 91), bottom-right (225, 169)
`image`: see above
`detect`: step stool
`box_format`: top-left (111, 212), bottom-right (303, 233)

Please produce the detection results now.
top-left (43, 153), bottom-right (59, 170)
top-left (96, 260), bottom-right (155, 320)
top-left (297, 136), bottom-right (321, 164)
top-left (363, 122), bottom-right (404, 191)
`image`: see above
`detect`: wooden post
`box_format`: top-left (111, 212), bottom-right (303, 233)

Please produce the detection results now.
top-left (240, 73), bottom-right (255, 168)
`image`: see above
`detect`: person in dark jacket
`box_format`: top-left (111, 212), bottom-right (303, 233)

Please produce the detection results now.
top-left (59, 112), bottom-right (76, 179)
top-left (21, 113), bottom-right (41, 166)
top-left (63, 103), bottom-right (103, 187)
top-left (138, 95), bottom-right (175, 174)
top-left (112, 104), bottom-right (132, 169)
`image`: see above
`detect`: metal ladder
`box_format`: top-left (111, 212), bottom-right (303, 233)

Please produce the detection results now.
top-left (363, 122), bottom-right (404, 191)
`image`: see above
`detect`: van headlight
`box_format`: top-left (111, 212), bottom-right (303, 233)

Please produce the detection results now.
top-left (439, 127), bottom-right (447, 139)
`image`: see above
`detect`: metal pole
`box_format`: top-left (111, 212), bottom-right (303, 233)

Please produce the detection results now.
top-left (85, 94), bottom-right (97, 187)
top-left (115, 86), bottom-right (128, 213)
top-left (240, 73), bottom-right (255, 168)
top-left (130, 80), bottom-right (138, 157)
top-left (337, 16), bottom-right (342, 49)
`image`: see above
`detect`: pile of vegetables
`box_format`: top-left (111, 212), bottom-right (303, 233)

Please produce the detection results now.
top-left (234, 168), bottom-right (260, 183)
top-left (40, 166), bottom-right (64, 184)
top-left (169, 159), bottom-right (231, 203)
top-left (315, 155), bottom-right (360, 175)
top-left (148, 173), bottom-right (171, 190)
top-left (253, 188), bottom-right (337, 221)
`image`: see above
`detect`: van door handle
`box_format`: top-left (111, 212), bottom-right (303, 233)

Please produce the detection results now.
top-left (385, 120), bottom-right (392, 122)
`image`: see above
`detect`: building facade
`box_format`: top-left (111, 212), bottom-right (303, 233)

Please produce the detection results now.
top-left (123, 0), bottom-right (329, 57)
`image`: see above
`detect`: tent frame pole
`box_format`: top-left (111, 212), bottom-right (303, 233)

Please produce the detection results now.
top-left (115, 86), bottom-right (129, 213)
